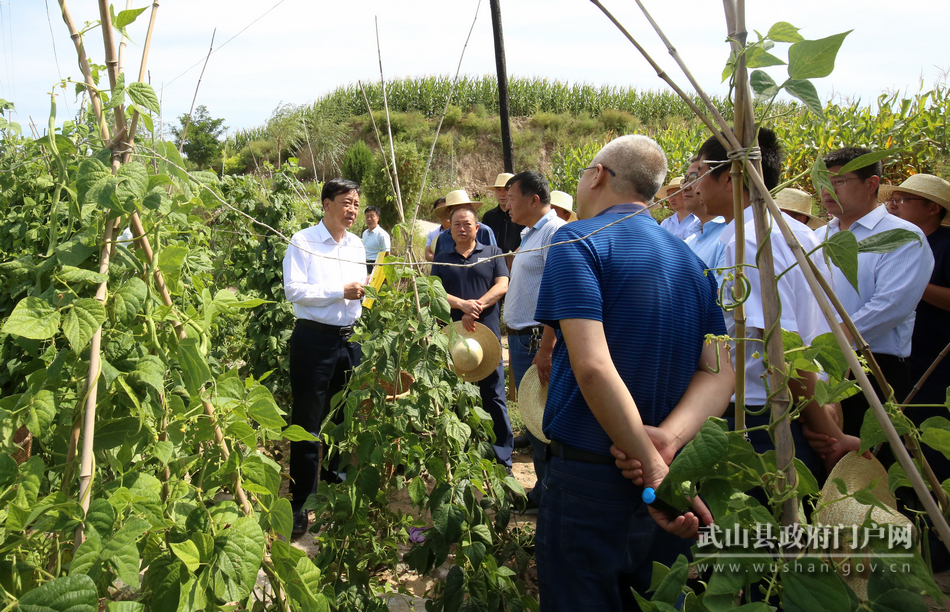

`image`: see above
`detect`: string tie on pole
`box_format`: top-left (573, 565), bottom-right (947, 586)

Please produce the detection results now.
top-left (727, 146), bottom-right (762, 162)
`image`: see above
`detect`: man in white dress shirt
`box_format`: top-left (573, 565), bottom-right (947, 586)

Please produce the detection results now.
top-left (816, 148), bottom-right (934, 436)
top-left (361, 205), bottom-right (390, 273)
top-left (658, 176), bottom-right (697, 240)
top-left (283, 178), bottom-right (366, 536)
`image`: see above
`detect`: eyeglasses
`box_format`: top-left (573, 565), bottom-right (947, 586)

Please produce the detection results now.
top-left (829, 176), bottom-right (862, 189)
top-left (577, 165), bottom-right (617, 181)
top-left (885, 196), bottom-right (924, 206)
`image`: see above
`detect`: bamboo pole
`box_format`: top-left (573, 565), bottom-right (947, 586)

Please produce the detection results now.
top-left (178, 29), bottom-right (216, 154)
top-left (358, 80), bottom-right (397, 204)
top-left (74, 217), bottom-right (117, 548)
top-left (729, 0), bottom-right (798, 526)
top-left (904, 341), bottom-right (950, 406)
top-left (117, 0), bottom-right (132, 76)
top-left (120, 0), bottom-right (159, 165)
top-left (57, 0), bottom-right (111, 142)
top-left (98, 0), bottom-right (128, 159)
top-left (374, 17), bottom-right (404, 223)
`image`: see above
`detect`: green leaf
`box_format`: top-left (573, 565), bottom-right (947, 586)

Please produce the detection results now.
top-left (101, 517), bottom-right (150, 587)
top-left (794, 457), bottom-right (820, 497)
top-left (858, 229), bottom-right (922, 254)
top-left (781, 557), bottom-right (852, 612)
top-left (56, 235), bottom-right (97, 267)
top-left (652, 555), bottom-right (689, 605)
top-left (860, 408), bottom-right (914, 454)
top-left (116, 161), bottom-right (149, 204)
top-left (432, 503), bottom-right (466, 543)
top-left (666, 419), bottom-right (729, 487)
top-left (240, 454), bottom-right (280, 497)
top-left (1, 297), bottom-right (60, 340)
top-left (127, 82), bottom-right (160, 114)
top-left (838, 148), bottom-right (901, 176)
top-left (868, 589), bottom-right (927, 612)
top-left (409, 477), bottom-right (427, 507)
top-left (808, 333), bottom-right (850, 382)
top-left (177, 337), bottom-right (212, 397)
top-left (745, 46), bottom-right (785, 69)
top-left (768, 21), bottom-right (804, 43)
top-left (171, 540), bottom-right (202, 573)
top-left (823, 230), bottom-right (860, 294)
top-left (247, 384), bottom-right (286, 429)
top-left (17, 574), bottom-right (98, 612)
top-left (86, 498), bottom-right (116, 538)
top-left (114, 6), bottom-right (147, 28)
top-left (112, 277), bottom-right (147, 325)
top-left (107, 603), bottom-right (146, 612)
top-left (750, 70), bottom-right (779, 102)
top-left (214, 517), bottom-right (265, 597)
top-left (359, 466), bottom-right (381, 499)
top-left (270, 498), bottom-right (293, 541)
top-left (787, 31), bottom-right (852, 79)
top-left (785, 79), bottom-right (823, 116)
top-left (70, 533), bottom-right (103, 577)
top-left (922, 427), bottom-right (950, 460)
top-left (282, 424), bottom-right (317, 441)
top-left (461, 542), bottom-right (486, 570)
top-left (57, 266), bottom-right (108, 284)
top-left (27, 389), bottom-right (57, 435)
top-left (62, 298), bottom-right (106, 350)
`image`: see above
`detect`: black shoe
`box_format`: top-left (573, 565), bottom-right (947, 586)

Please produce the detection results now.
top-left (513, 434), bottom-right (530, 449)
top-left (292, 510), bottom-right (310, 538)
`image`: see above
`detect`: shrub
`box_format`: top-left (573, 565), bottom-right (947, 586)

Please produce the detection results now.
top-left (341, 139), bottom-right (374, 184)
top-left (361, 140), bottom-right (426, 228)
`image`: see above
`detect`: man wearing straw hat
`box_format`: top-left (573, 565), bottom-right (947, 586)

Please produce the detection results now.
top-left (776, 187), bottom-right (825, 230)
top-left (817, 148), bottom-right (934, 437)
top-left (504, 170), bottom-right (566, 513)
top-left (431, 205), bottom-right (514, 469)
top-left (482, 172), bottom-right (524, 269)
top-left (283, 178), bottom-right (366, 537)
top-left (682, 158), bottom-right (727, 269)
top-left (431, 190), bottom-right (497, 257)
top-left (884, 174), bottom-right (950, 412)
top-left (549, 190), bottom-right (577, 223)
top-left (658, 176), bottom-right (697, 240)
top-left (534, 135), bottom-right (735, 610)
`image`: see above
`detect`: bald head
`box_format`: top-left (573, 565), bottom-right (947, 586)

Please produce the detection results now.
top-left (593, 135), bottom-right (668, 201)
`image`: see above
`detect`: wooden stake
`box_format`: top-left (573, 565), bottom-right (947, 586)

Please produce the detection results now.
top-left (374, 18), bottom-right (404, 223)
top-left (489, 0), bottom-right (514, 173)
top-left (57, 0), bottom-right (111, 142)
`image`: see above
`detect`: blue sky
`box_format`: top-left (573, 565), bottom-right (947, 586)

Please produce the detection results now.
top-left (4, 0), bottom-right (948, 133)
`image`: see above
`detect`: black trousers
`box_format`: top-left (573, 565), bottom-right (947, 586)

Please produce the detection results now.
top-left (288, 323), bottom-right (361, 511)
top-left (840, 353), bottom-right (912, 437)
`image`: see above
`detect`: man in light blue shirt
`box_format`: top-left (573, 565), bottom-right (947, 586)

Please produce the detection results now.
top-left (658, 176), bottom-right (698, 240)
top-left (361, 206), bottom-right (390, 274)
top-left (682, 159), bottom-right (727, 269)
top-left (816, 147), bottom-right (934, 437)
top-left (504, 171), bottom-right (566, 513)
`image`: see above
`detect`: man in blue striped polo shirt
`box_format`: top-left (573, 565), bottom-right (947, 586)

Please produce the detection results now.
top-left (533, 135), bottom-right (735, 611)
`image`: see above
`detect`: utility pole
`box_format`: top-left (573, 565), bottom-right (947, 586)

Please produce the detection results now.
top-left (489, 0), bottom-right (514, 173)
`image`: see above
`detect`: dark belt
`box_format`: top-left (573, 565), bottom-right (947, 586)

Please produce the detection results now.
top-left (548, 439), bottom-right (615, 465)
top-left (507, 325), bottom-right (543, 336)
top-left (296, 318), bottom-right (355, 336)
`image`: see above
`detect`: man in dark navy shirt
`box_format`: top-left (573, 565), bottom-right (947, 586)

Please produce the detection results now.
top-left (431, 205), bottom-right (513, 468)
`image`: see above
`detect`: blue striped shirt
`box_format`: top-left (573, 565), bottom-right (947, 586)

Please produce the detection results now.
top-left (685, 216), bottom-right (727, 270)
top-left (535, 205), bottom-right (726, 455)
top-left (814, 205), bottom-right (934, 357)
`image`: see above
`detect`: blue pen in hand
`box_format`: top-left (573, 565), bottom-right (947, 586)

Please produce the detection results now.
top-left (642, 487), bottom-right (705, 527)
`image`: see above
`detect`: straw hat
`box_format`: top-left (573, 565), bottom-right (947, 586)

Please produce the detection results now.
top-left (491, 173), bottom-right (515, 190)
top-left (441, 321), bottom-right (501, 383)
top-left (517, 365), bottom-right (550, 443)
top-left (775, 188), bottom-right (825, 230)
top-left (550, 190), bottom-right (577, 222)
top-left (814, 452), bottom-right (916, 600)
top-left (878, 174), bottom-right (950, 210)
top-left (435, 189), bottom-right (483, 221)
top-left (657, 176), bottom-right (684, 200)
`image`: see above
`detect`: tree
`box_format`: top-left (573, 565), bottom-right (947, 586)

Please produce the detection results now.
top-left (172, 104), bottom-right (226, 169)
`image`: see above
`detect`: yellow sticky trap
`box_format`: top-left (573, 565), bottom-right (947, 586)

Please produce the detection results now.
top-left (362, 252), bottom-right (388, 309)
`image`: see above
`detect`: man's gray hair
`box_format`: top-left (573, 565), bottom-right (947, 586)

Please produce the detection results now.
top-left (592, 135), bottom-right (668, 201)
